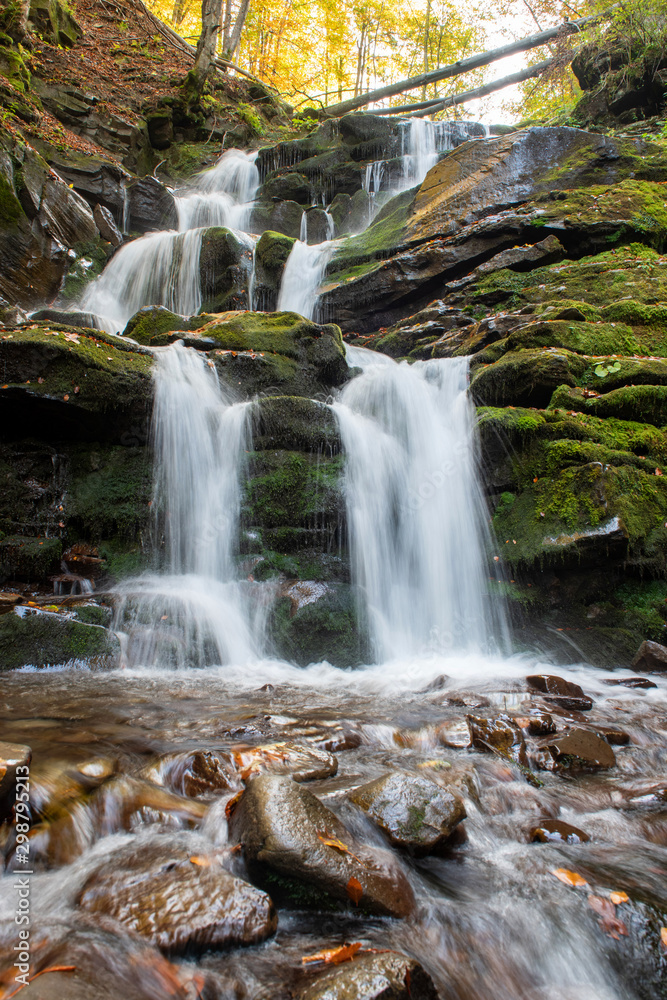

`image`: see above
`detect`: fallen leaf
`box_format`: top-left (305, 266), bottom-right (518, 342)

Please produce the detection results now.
top-left (225, 789), bottom-right (244, 819)
top-left (661, 926), bottom-right (667, 948)
top-left (346, 876), bottom-right (363, 905)
top-left (610, 891), bottom-right (629, 905)
top-left (551, 868), bottom-right (589, 888)
top-left (317, 831), bottom-right (352, 854)
top-left (63, 394), bottom-right (69, 401)
top-left (189, 855), bottom-right (211, 867)
top-left (302, 943), bottom-right (362, 966)
top-left (588, 896), bottom-right (628, 940)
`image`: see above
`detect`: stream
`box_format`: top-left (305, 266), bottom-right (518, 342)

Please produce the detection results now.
top-left (1, 118), bottom-right (666, 1000)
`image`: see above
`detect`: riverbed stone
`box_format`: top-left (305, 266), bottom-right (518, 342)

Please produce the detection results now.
top-left (229, 773), bottom-right (415, 916)
top-left (348, 770), bottom-right (466, 855)
top-left (540, 727), bottom-right (616, 771)
top-left (141, 749), bottom-right (236, 797)
top-left (78, 834), bottom-right (277, 953)
top-left (526, 674), bottom-right (594, 710)
top-left (295, 952), bottom-right (439, 1000)
top-left (631, 639), bottom-right (667, 673)
top-left (467, 714), bottom-right (527, 767)
top-left (529, 818), bottom-right (590, 843)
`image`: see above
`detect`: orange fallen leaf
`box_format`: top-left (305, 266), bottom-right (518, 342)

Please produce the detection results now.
top-left (610, 891), bottom-right (629, 905)
top-left (302, 943), bottom-right (362, 966)
top-left (588, 896), bottom-right (628, 940)
top-left (63, 394), bottom-right (69, 401)
top-left (3, 965), bottom-right (76, 999)
top-left (347, 876), bottom-right (363, 906)
top-left (190, 855), bottom-right (211, 866)
top-left (551, 868), bottom-right (589, 888)
top-left (661, 926), bottom-right (667, 948)
top-left (317, 831), bottom-right (352, 855)
top-left (225, 789), bottom-right (244, 819)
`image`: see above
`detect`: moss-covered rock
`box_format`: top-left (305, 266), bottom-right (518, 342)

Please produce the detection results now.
top-left (0, 606), bottom-right (118, 670)
top-left (199, 227), bottom-right (253, 313)
top-left (0, 534), bottom-right (61, 582)
top-left (243, 450), bottom-right (343, 542)
top-left (251, 395), bottom-right (340, 452)
top-left (252, 231), bottom-right (295, 311)
top-left (269, 583), bottom-right (369, 666)
top-left (470, 349), bottom-right (589, 407)
top-left (0, 324), bottom-right (153, 440)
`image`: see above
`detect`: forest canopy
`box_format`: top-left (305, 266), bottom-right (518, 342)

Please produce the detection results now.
top-left (145, 0), bottom-right (667, 121)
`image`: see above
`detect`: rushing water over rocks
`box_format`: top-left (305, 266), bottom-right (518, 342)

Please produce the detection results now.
top-left (335, 347), bottom-right (508, 660)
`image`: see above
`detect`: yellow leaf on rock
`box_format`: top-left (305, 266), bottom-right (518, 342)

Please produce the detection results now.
top-left (346, 876), bottom-right (363, 905)
top-left (551, 868), bottom-right (589, 888)
top-left (610, 891), bottom-right (629, 905)
top-left (302, 943), bottom-right (362, 966)
top-left (661, 926), bottom-right (667, 948)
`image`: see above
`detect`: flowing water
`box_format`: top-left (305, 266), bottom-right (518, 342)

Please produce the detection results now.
top-left (334, 347), bottom-right (508, 661)
top-left (4, 124), bottom-right (667, 1000)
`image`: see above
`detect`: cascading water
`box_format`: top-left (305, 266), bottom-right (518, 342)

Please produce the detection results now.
top-left (81, 149), bottom-right (259, 333)
top-left (276, 238), bottom-right (334, 320)
top-left (335, 345), bottom-right (508, 661)
top-left (114, 342), bottom-right (257, 668)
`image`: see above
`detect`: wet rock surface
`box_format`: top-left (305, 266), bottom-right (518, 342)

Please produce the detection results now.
top-left (529, 818), bottom-right (590, 844)
top-left (348, 770), bottom-right (466, 855)
top-left (230, 774), bottom-right (416, 916)
top-left (295, 952), bottom-right (439, 1000)
top-left (540, 727), bottom-right (617, 771)
top-left (78, 834), bottom-right (278, 953)
top-left (632, 639), bottom-right (667, 673)
top-left (527, 675), bottom-right (594, 711)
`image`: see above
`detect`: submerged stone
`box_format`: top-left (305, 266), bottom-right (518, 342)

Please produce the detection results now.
top-left (530, 818), bottom-right (590, 844)
top-left (467, 714), bottom-right (527, 767)
top-left (527, 675), bottom-right (593, 710)
top-left (540, 727), bottom-right (616, 771)
top-left (295, 952), bottom-right (439, 1000)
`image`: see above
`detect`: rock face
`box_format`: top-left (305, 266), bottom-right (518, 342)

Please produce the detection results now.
top-left (348, 771), bottom-right (466, 855)
top-left (295, 952), bottom-right (439, 1000)
top-left (631, 639), bottom-right (667, 673)
top-left (0, 606), bottom-right (119, 670)
top-left (78, 835), bottom-right (278, 952)
top-left (229, 774), bottom-right (416, 917)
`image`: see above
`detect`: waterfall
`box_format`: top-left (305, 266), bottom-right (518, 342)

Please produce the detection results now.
top-left (81, 149), bottom-right (259, 333)
top-left (334, 346), bottom-right (507, 661)
top-left (81, 228), bottom-right (205, 334)
top-left (114, 342), bottom-right (257, 668)
top-left (277, 239), bottom-right (333, 320)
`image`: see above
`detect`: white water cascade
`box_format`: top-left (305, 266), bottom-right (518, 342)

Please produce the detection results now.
top-left (114, 342), bottom-right (257, 668)
top-left (335, 345), bottom-right (507, 662)
top-left (277, 238), bottom-right (334, 320)
top-left (81, 149), bottom-right (259, 334)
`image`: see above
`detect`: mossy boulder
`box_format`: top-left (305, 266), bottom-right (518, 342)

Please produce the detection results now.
top-left (269, 583), bottom-right (369, 667)
top-left (0, 325), bottom-right (153, 440)
top-left (0, 606), bottom-right (118, 670)
top-left (199, 227), bottom-right (254, 313)
top-left (0, 534), bottom-right (61, 582)
top-left (549, 384), bottom-right (667, 427)
top-left (28, 0), bottom-right (82, 47)
top-left (250, 396), bottom-right (340, 452)
top-left (122, 305), bottom-right (214, 343)
top-left (470, 349), bottom-right (589, 408)
top-left (252, 230), bottom-right (295, 311)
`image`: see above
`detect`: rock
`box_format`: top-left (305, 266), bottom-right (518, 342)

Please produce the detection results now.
top-left (0, 323), bottom-right (153, 441)
top-left (595, 725), bottom-right (630, 746)
top-left (0, 740), bottom-right (31, 823)
top-left (540, 728), bottom-right (616, 771)
top-left (348, 770), bottom-right (466, 855)
top-left (29, 757), bottom-right (117, 818)
top-left (0, 295), bottom-right (28, 327)
top-left (269, 582), bottom-right (369, 668)
top-left (93, 203), bottom-right (123, 247)
top-left (78, 834), bottom-right (277, 953)
top-left (265, 199), bottom-right (304, 239)
top-left (127, 177), bottom-right (178, 232)
top-left (0, 606), bottom-right (119, 669)
top-left (604, 675), bottom-right (658, 689)
top-left (631, 639), bottom-right (667, 673)
top-left (141, 750), bottom-right (236, 797)
top-left (232, 742), bottom-right (338, 782)
top-left (30, 307), bottom-right (100, 328)
top-left (252, 230), bottom-right (295, 310)
top-left (251, 395), bottom-right (340, 452)
top-left (229, 774), bottom-right (415, 916)
top-left (199, 227), bottom-right (254, 312)
top-left (467, 714), bottom-right (527, 767)
top-left (526, 674), bottom-right (593, 710)
top-left (294, 952), bottom-right (439, 1000)
top-left (28, 0), bottom-right (83, 47)
top-left (529, 818), bottom-right (590, 844)
top-left (21, 776), bottom-right (208, 867)
top-left (521, 711), bottom-right (556, 736)
top-left (470, 349), bottom-right (588, 409)
top-left (437, 719), bottom-right (471, 748)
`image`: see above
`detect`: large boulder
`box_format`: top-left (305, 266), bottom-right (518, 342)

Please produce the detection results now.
top-left (229, 774), bottom-right (415, 917)
top-left (127, 176), bottom-right (178, 233)
top-left (0, 606), bottom-right (119, 670)
top-left (199, 227), bottom-right (254, 312)
top-left (78, 834), bottom-right (277, 953)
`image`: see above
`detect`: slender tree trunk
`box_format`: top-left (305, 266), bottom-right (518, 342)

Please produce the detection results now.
top-left (325, 11), bottom-right (602, 117)
top-left (192, 0), bottom-right (224, 88)
top-left (222, 0), bottom-right (232, 54)
top-left (422, 0), bottom-right (431, 101)
top-left (228, 0), bottom-right (250, 59)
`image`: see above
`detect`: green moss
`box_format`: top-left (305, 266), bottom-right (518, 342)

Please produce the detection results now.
top-left (97, 538), bottom-right (149, 580)
top-left (0, 534), bottom-right (61, 581)
top-left (60, 239), bottom-right (110, 301)
top-left (66, 444), bottom-right (152, 541)
top-left (612, 579), bottom-right (667, 641)
top-left (328, 188), bottom-right (414, 274)
top-left (506, 320), bottom-right (640, 357)
top-left (244, 450), bottom-right (343, 530)
top-left (0, 608), bottom-right (118, 670)
top-left (0, 171), bottom-right (23, 228)
top-left (269, 584), bottom-right (368, 667)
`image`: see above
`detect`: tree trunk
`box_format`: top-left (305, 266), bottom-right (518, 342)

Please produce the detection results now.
top-left (221, 0), bottom-right (232, 54)
top-left (324, 11), bottom-right (601, 117)
top-left (366, 58), bottom-right (554, 117)
top-left (228, 0), bottom-right (250, 59)
top-left (192, 0), bottom-right (224, 88)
